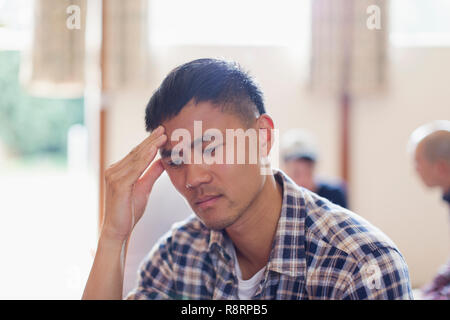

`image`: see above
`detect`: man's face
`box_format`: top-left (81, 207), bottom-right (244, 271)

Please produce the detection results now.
top-left (159, 101), bottom-right (266, 230)
top-left (284, 158), bottom-right (315, 189)
top-left (414, 143), bottom-right (438, 187)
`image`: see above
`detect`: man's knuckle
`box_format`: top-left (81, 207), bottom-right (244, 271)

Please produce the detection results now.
top-left (105, 171), bottom-right (119, 185)
top-left (130, 146), bottom-right (140, 156)
top-left (104, 169), bottom-right (113, 181)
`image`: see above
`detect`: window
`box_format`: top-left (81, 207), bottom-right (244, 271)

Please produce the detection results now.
top-left (0, 0), bottom-right (96, 299)
top-left (0, 0), bottom-right (33, 50)
top-left (149, 0), bottom-right (311, 47)
top-left (390, 0), bottom-right (450, 46)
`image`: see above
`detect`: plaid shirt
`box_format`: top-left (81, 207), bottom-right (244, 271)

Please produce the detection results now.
top-left (421, 258), bottom-right (450, 299)
top-left (126, 170), bottom-right (413, 300)
top-left (420, 192), bottom-right (450, 299)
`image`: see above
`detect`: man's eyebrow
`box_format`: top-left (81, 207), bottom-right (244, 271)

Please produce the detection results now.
top-left (159, 134), bottom-right (216, 158)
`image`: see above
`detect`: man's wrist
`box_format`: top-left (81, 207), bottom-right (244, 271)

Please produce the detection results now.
top-left (99, 228), bottom-right (129, 250)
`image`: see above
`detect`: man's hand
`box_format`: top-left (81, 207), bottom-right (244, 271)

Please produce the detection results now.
top-left (82, 125), bottom-right (167, 300)
top-left (102, 125), bottom-right (167, 242)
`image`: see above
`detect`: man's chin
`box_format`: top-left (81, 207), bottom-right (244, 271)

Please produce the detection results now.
top-left (196, 214), bottom-right (238, 231)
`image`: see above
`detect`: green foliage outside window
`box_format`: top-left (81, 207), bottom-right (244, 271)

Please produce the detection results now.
top-left (0, 50), bottom-right (84, 164)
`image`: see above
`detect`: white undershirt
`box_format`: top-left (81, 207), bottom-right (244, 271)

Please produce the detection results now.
top-left (230, 244), bottom-right (266, 300)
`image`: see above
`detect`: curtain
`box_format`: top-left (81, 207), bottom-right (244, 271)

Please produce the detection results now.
top-left (22, 0), bottom-right (87, 98)
top-left (310, 0), bottom-right (388, 97)
top-left (22, 0), bottom-right (150, 97)
top-left (102, 0), bottom-right (149, 90)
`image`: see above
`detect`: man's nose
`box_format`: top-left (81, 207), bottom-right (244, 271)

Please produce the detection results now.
top-left (185, 163), bottom-right (212, 189)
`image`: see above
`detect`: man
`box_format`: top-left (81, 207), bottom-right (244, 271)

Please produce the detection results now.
top-left (83, 58), bottom-right (412, 299)
top-left (409, 120), bottom-right (450, 299)
top-left (281, 128), bottom-right (348, 208)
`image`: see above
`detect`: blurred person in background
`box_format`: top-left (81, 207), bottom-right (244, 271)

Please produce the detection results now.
top-left (409, 120), bottom-right (450, 300)
top-left (281, 129), bottom-right (348, 209)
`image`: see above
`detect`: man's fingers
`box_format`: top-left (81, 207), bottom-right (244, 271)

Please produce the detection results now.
top-left (135, 159), bottom-right (165, 196)
top-left (113, 130), bottom-right (167, 178)
top-left (124, 126), bottom-right (166, 163)
top-left (134, 125), bottom-right (165, 154)
top-left (104, 126), bottom-right (168, 190)
top-left (123, 135), bottom-right (166, 183)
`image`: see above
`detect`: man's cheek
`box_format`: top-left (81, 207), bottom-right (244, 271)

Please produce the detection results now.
top-left (165, 171), bottom-right (185, 194)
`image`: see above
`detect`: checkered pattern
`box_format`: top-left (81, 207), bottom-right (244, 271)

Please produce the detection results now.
top-left (421, 258), bottom-right (450, 299)
top-left (126, 170), bottom-right (413, 300)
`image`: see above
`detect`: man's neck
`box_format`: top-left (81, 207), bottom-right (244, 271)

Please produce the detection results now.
top-left (225, 173), bottom-right (283, 280)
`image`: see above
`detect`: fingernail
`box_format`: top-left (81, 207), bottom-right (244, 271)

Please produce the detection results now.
top-left (157, 134), bottom-right (167, 142)
top-left (155, 126), bottom-right (164, 134)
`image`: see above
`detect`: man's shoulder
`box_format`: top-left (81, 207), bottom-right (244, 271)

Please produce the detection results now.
top-left (301, 189), bottom-right (402, 262)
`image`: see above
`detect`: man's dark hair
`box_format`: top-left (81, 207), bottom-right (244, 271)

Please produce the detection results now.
top-left (145, 58), bottom-right (265, 132)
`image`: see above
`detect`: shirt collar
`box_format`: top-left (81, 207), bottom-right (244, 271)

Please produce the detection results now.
top-left (209, 228), bottom-right (227, 253)
top-left (207, 169), bottom-right (307, 278)
top-left (208, 225), bottom-right (233, 263)
top-left (266, 169), bottom-right (307, 278)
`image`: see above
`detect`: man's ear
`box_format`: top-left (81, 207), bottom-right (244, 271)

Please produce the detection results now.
top-left (256, 114), bottom-right (275, 157)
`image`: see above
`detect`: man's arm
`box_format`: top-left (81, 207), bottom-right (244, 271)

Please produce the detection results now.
top-left (82, 126), bottom-right (167, 300)
top-left (82, 232), bottom-right (128, 299)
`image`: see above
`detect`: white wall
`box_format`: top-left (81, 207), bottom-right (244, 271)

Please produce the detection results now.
top-left (106, 45), bottom-right (450, 289)
top-left (352, 47), bottom-right (450, 288)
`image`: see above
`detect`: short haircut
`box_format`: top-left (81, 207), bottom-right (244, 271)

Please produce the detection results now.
top-left (409, 120), bottom-right (450, 163)
top-left (145, 58), bottom-right (265, 132)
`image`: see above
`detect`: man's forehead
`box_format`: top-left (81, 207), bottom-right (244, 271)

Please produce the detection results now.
top-left (157, 101), bottom-right (255, 156)
top-left (161, 115), bottom-right (247, 144)
top-left (161, 100), bottom-right (248, 130)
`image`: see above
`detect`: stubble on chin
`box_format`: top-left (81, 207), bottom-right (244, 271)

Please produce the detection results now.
top-left (196, 206), bottom-right (244, 231)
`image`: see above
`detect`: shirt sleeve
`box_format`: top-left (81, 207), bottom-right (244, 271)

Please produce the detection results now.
top-left (125, 236), bottom-right (177, 300)
top-left (342, 247), bottom-right (413, 300)
top-left (421, 257), bottom-right (450, 299)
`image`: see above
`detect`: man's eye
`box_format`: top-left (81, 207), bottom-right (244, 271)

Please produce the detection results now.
top-left (205, 144), bottom-right (221, 155)
top-left (168, 158), bottom-right (183, 168)
top-left (204, 146), bottom-right (216, 155)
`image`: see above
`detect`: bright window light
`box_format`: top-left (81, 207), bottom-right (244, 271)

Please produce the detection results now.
top-left (390, 0), bottom-right (450, 47)
top-left (0, 0), bottom-right (33, 50)
top-left (149, 0), bottom-right (311, 46)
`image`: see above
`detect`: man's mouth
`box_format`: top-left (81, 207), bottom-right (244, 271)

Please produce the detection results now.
top-left (194, 195), bottom-right (222, 209)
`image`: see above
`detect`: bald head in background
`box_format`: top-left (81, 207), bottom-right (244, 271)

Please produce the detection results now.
top-left (409, 120), bottom-right (450, 196)
top-left (409, 121), bottom-right (450, 300)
